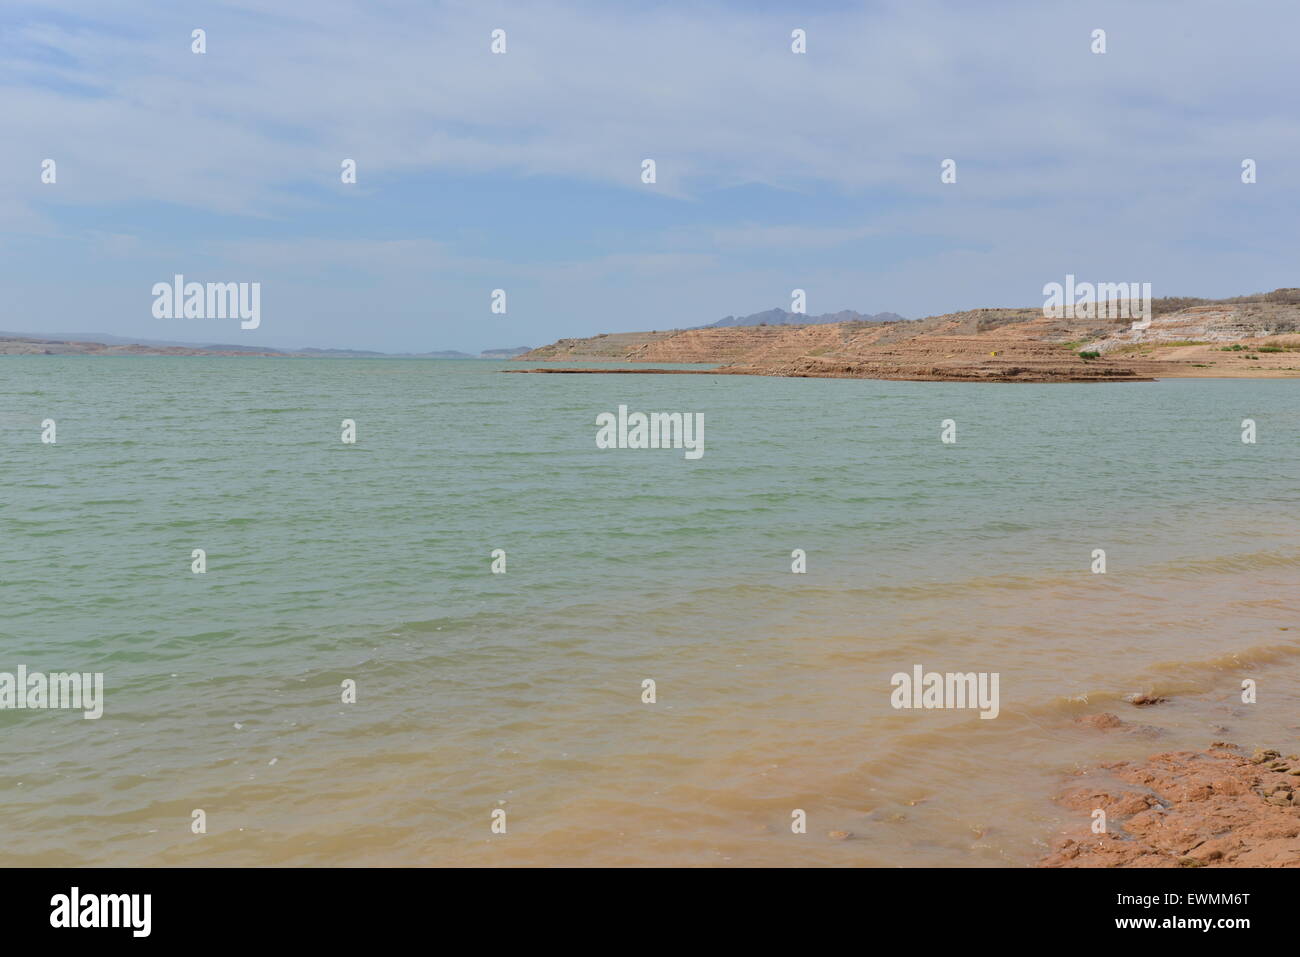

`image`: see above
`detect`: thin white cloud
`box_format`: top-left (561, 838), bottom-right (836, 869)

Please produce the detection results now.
top-left (1, 0), bottom-right (1296, 351)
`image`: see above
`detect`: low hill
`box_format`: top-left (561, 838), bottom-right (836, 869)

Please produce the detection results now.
top-left (513, 290), bottom-right (1300, 382)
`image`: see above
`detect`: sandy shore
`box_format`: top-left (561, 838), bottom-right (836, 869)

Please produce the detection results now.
top-left (1040, 732), bottom-right (1300, 867)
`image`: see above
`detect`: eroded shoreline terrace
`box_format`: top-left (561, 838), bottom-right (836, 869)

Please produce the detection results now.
top-left (510, 288), bottom-right (1300, 383)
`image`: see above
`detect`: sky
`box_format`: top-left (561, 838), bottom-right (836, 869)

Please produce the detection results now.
top-left (1, 0), bottom-right (1297, 353)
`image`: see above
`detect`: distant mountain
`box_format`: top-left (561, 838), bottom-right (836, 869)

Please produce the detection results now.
top-left (0, 330), bottom-right (293, 352)
top-left (701, 308), bottom-right (905, 328)
top-left (402, 347), bottom-right (533, 358)
top-left (291, 346), bottom-right (389, 357)
top-left (0, 330), bottom-right (531, 359)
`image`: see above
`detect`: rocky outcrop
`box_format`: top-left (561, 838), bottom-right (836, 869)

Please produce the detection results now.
top-left (1040, 743), bottom-right (1300, 867)
top-left (1086, 302), bottom-right (1300, 354)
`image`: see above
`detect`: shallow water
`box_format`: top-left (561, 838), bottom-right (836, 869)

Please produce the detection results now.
top-left (1, 358), bottom-right (1296, 866)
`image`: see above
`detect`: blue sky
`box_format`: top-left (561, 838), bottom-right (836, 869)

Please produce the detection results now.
top-left (2, 0), bottom-right (1297, 352)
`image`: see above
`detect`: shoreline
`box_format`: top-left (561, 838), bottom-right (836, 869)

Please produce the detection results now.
top-left (503, 365), bottom-right (1160, 382)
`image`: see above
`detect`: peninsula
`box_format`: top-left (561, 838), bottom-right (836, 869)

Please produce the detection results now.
top-left (512, 289), bottom-right (1300, 383)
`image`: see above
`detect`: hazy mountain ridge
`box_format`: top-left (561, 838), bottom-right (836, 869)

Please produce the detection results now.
top-left (701, 308), bottom-right (904, 328)
top-left (0, 331), bottom-right (532, 358)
